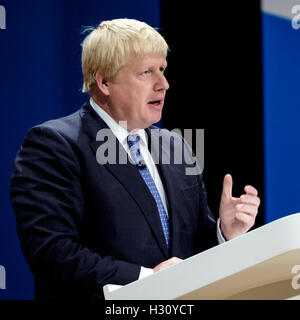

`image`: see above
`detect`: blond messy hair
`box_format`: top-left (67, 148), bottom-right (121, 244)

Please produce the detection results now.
top-left (81, 18), bottom-right (169, 93)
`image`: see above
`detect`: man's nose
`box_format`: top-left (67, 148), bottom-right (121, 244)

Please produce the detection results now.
top-left (154, 73), bottom-right (169, 91)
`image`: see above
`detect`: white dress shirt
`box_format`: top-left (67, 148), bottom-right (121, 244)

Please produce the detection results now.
top-left (89, 98), bottom-right (225, 279)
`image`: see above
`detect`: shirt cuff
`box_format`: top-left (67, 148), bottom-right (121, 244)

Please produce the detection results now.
top-left (217, 218), bottom-right (226, 244)
top-left (139, 266), bottom-right (154, 280)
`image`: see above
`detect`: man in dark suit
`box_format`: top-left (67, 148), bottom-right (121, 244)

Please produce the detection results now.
top-left (9, 18), bottom-right (260, 300)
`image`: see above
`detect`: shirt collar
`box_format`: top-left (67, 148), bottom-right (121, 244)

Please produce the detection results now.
top-left (89, 97), bottom-right (148, 147)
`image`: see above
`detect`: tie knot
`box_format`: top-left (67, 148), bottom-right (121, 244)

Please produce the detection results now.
top-left (127, 134), bottom-right (140, 148)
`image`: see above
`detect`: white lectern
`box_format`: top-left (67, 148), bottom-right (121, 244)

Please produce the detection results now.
top-left (104, 213), bottom-right (300, 300)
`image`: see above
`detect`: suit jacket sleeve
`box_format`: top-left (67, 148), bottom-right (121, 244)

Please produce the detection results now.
top-left (181, 133), bottom-right (218, 251)
top-left (9, 125), bottom-right (140, 299)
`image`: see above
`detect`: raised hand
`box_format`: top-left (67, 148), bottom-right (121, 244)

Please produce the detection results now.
top-left (219, 174), bottom-right (260, 240)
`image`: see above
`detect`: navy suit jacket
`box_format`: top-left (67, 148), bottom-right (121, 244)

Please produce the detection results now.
top-left (9, 100), bottom-right (218, 300)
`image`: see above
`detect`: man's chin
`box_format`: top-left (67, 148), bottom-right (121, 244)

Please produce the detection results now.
top-left (126, 113), bottom-right (163, 131)
top-left (148, 114), bottom-right (163, 128)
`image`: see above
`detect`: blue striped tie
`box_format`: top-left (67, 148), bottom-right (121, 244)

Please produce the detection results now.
top-left (127, 134), bottom-right (170, 248)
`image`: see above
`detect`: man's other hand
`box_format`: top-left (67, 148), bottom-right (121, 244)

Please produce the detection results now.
top-left (153, 257), bottom-right (182, 272)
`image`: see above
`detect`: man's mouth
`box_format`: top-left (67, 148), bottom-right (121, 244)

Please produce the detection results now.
top-left (148, 100), bottom-right (161, 105)
top-left (148, 99), bottom-right (163, 107)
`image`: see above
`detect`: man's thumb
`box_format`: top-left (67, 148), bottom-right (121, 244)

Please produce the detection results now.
top-left (222, 174), bottom-right (233, 199)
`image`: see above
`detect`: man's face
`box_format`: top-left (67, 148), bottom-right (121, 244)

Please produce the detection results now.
top-left (107, 53), bottom-right (169, 131)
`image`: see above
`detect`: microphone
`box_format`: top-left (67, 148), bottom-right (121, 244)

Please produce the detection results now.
top-left (137, 161), bottom-right (146, 170)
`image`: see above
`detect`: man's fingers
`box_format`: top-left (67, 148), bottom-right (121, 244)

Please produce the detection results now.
top-left (244, 185), bottom-right (258, 196)
top-left (169, 257), bottom-right (182, 264)
top-left (235, 212), bottom-right (255, 228)
top-left (236, 203), bottom-right (258, 216)
top-left (162, 257), bottom-right (182, 267)
top-left (222, 174), bottom-right (233, 199)
top-left (153, 257), bottom-right (182, 273)
top-left (240, 194), bottom-right (260, 207)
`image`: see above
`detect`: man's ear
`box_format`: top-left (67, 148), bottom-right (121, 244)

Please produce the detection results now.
top-left (95, 71), bottom-right (110, 96)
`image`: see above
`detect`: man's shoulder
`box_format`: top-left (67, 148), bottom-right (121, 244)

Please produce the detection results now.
top-left (27, 101), bottom-right (91, 143)
top-left (38, 109), bottom-right (82, 136)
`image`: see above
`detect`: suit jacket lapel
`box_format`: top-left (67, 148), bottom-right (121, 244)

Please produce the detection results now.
top-left (80, 101), bottom-right (169, 259)
top-left (146, 127), bottom-right (184, 251)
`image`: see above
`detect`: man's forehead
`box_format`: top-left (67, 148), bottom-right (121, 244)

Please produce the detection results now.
top-left (129, 54), bottom-right (167, 67)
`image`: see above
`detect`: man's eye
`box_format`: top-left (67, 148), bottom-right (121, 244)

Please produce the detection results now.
top-left (160, 67), bottom-right (165, 73)
top-left (143, 70), bottom-right (150, 75)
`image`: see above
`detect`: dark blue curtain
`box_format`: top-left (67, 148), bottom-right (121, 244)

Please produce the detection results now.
top-left (0, 0), bottom-right (160, 300)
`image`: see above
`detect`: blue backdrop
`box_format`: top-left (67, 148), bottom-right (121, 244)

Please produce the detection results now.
top-left (0, 0), bottom-right (160, 300)
top-left (262, 12), bottom-right (300, 223)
